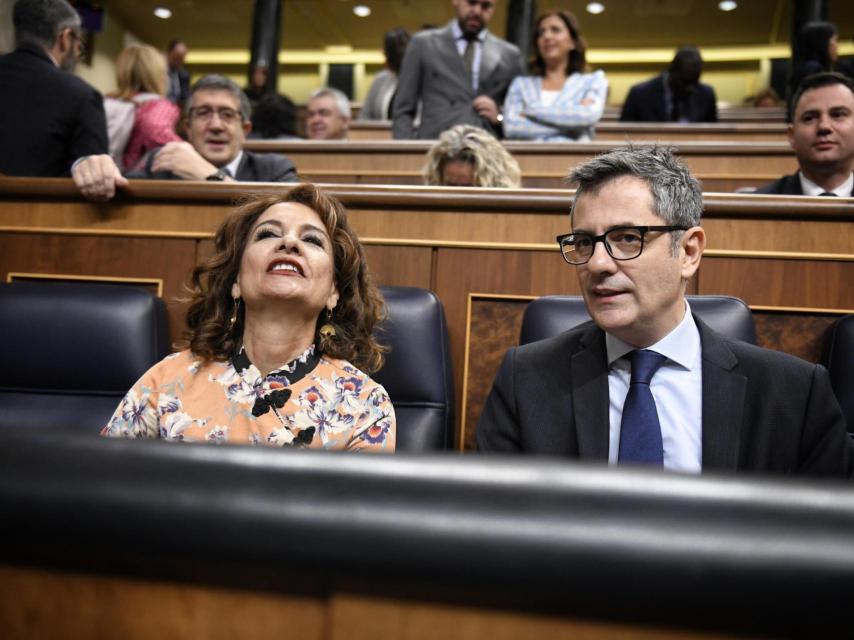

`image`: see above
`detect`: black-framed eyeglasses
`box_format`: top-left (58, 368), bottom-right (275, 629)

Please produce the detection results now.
top-left (556, 225), bottom-right (689, 265)
top-left (188, 106), bottom-right (242, 124)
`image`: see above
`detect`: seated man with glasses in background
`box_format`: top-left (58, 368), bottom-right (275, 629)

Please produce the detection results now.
top-left (73, 74), bottom-right (298, 200)
top-left (477, 145), bottom-right (853, 478)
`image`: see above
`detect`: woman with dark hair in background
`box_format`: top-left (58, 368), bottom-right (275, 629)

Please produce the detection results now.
top-left (503, 10), bottom-right (607, 141)
top-left (359, 27), bottom-right (411, 120)
top-left (103, 184), bottom-right (395, 451)
top-left (788, 21), bottom-right (840, 115)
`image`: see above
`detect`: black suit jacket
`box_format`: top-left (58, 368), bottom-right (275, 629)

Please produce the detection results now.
top-left (128, 148), bottom-right (299, 182)
top-left (0, 43), bottom-right (107, 176)
top-left (754, 172), bottom-right (854, 196)
top-left (620, 73), bottom-right (718, 123)
top-left (476, 317), bottom-right (852, 478)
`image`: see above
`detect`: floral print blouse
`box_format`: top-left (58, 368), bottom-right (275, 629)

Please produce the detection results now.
top-left (103, 344), bottom-right (395, 452)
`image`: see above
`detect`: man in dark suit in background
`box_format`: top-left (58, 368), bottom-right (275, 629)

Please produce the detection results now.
top-left (620, 47), bottom-right (718, 123)
top-left (73, 75), bottom-right (298, 201)
top-left (166, 39), bottom-right (190, 106)
top-left (756, 72), bottom-right (854, 196)
top-left (477, 146), bottom-right (851, 478)
top-left (0, 0), bottom-right (108, 177)
top-left (392, 0), bottom-right (523, 139)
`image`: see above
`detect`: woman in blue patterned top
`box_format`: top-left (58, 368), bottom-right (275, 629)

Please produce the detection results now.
top-left (503, 11), bottom-right (608, 142)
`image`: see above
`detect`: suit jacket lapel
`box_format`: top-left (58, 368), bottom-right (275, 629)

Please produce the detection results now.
top-left (571, 326), bottom-right (610, 461)
top-left (234, 153), bottom-right (251, 181)
top-left (698, 317), bottom-right (746, 470)
top-left (437, 26), bottom-right (471, 94)
top-left (478, 33), bottom-right (500, 91)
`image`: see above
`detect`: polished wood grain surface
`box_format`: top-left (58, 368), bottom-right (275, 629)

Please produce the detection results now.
top-left (0, 564), bottom-right (746, 640)
top-left (348, 120), bottom-right (788, 143)
top-left (244, 140), bottom-right (799, 192)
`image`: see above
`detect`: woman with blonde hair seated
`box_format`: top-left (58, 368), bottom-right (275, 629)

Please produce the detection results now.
top-left (503, 10), bottom-right (607, 141)
top-left (105, 43), bottom-right (181, 170)
top-left (423, 124), bottom-right (521, 188)
top-left (104, 184), bottom-right (395, 451)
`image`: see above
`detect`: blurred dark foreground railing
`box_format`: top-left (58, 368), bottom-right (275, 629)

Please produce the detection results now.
top-left (1, 430), bottom-right (853, 638)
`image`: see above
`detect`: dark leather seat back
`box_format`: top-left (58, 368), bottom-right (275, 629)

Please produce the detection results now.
top-left (520, 295), bottom-right (757, 345)
top-left (823, 314), bottom-right (854, 434)
top-left (0, 281), bottom-right (170, 434)
top-left (373, 287), bottom-right (454, 451)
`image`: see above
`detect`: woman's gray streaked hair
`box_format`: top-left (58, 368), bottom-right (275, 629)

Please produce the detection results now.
top-left (566, 145), bottom-right (703, 252)
top-left (423, 124), bottom-right (522, 188)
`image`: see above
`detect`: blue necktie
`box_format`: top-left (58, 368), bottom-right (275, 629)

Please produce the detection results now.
top-left (618, 350), bottom-right (667, 465)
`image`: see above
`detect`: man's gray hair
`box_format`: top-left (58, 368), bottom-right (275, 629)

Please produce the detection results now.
top-left (14, 0), bottom-right (81, 48)
top-left (567, 145), bottom-right (703, 250)
top-left (310, 87), bottom-right (351, 119)
top-left (184, 74), bottom-right (252, 122)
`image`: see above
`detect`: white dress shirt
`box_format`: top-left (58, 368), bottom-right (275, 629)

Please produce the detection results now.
top-left (605, 301), bottom-right (703, 473)
top-left (798, 171), bottom-right (854, 197)
top-left (451, 20), bottom-right (485, 91)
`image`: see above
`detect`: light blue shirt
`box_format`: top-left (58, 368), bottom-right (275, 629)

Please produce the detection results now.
top-left (605, 301), bottom-right (703, 473)
top-left (451, 20), bottom-right (485, 92)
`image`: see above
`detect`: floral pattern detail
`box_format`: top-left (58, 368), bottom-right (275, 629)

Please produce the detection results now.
top-left (103, 349), bottom-right (395, 452)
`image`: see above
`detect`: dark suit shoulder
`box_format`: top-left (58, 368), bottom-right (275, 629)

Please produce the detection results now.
top-left (512, 321), bottom-right (598, 366)
top-left (754, 173), bottom-right (801, 195)
top-left (241, 151), bottom-right (299, 183)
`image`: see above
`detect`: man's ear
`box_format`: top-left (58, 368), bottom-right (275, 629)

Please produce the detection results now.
top-left (242, 119), bottom-right (252, 136)
top-left (680, 226), bottom-right (705, 280)
top-left (786, 123), bottom-right (795, 150)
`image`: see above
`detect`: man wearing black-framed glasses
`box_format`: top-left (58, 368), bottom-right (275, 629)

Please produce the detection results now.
top-left (73, 74), bottom-right (299, 201)
top-left (0, 0), bottom-right (108, 177)
top-left (477, 146), bottom-right (852, 478)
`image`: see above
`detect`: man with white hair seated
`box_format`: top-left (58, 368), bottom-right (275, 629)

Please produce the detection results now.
top-left (306, 87), bottom-right (351, 140)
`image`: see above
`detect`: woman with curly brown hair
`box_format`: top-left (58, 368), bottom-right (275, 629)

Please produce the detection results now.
top-left (103, 184), bottom-right (395, 451)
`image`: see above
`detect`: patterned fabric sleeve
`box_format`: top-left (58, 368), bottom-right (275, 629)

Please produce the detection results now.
top-left (503, 72), bottom-right (609, 140)
top-left (102, 364), bottom-right (164, 439)
top-left (347, 380), bottom-right (396, 452)
top-left (524, 71), bottom-right (608, 130)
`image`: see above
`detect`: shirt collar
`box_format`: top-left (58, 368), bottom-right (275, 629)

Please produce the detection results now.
top-left (232, 343), bottom-right (320, 386)
top-left (222, 151), bottom-right (243, 178)
top-left (451, 19), bottom-right (486, 43)
top-left (605, 299), bottom-right (700, 370)
top-left (798, 171), bottom-right (854, 197)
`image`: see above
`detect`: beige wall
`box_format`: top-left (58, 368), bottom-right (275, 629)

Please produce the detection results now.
top-left (0, 0), bottom-right (15, 54)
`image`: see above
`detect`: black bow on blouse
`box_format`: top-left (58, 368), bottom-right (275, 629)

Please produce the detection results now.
top-left (251, 389), bottom-right (292, 417)
top-left (293, 426), bottom-right (315, 446)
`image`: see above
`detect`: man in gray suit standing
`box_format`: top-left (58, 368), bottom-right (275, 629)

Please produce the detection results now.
top-left (392, 0), bottom-right (523, 139)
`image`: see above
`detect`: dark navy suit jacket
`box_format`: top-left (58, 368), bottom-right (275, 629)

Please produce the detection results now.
top-left (477, 317), bottom-right (853, 478)
top-left (129, 148), bottom-right (299, 182)
top-left (620, 73), bottom-right (718, 123)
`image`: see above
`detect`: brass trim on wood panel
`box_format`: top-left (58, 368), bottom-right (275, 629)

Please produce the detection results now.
top-left (6, 272), bottom-right (164, 297)
top-left (0, 226), bottom-right (214, 240)
top-left (749, 304), bottom-right (854, 315)
top-left (703, 249), bottom-right (854, 261)
top-left (459, 292), bottom-right (539, 451)
top-left (4, 227), bottom-right (853, 261)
